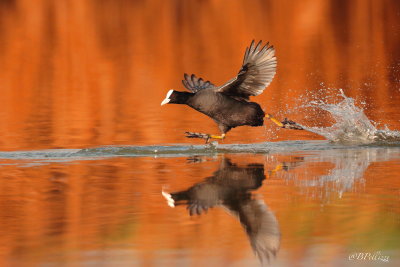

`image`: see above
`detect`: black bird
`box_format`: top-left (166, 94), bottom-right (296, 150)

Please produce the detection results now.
top-left (162, 158), bottom-right (281, 264)
top-left (161, 40), bottom-right (303, 142)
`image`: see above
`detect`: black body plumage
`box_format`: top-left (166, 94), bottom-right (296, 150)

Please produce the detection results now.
top-left (186, 90), bottom-right (265, 133)
top-left (161, 40), bottom-right (277, 136)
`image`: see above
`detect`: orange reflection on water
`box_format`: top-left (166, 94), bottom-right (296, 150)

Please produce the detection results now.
top-left (0, 152), bottom-right (399, 266)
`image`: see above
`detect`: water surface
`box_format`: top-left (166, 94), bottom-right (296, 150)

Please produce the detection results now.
top-left (0, 143), bottom-right (399, 266)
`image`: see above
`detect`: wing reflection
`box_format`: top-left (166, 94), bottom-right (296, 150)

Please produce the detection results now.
top-left (162, 158), bottom-right (280, 264)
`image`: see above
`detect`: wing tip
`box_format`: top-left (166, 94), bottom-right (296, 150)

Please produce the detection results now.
top-left (244, 40), bottom-right (275, 61)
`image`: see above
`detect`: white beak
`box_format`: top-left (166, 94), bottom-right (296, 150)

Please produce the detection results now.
top-left (161, 98), bottom-right (170, 106)
top-left (161, 89), bottom-right (174, 106)
top-left (161, 190), bottom-right (175, 207)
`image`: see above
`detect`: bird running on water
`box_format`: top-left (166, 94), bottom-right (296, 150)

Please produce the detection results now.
top-left (161, 40), bottom-right (303, 143)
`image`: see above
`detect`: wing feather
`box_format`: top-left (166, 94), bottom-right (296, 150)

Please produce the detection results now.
top-left (217, 40), bottom-right (277, 99)
top-left (182, 73), bottom-right (215, 93)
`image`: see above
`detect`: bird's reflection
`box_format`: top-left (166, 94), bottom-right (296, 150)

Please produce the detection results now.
top-left (162, 158), bottom-right (280, 264)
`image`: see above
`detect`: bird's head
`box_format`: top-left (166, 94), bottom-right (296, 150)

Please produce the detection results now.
top-left (161, 89), bottom-right (192, 105)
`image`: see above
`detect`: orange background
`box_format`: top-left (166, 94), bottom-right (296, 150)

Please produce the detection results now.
top-left (0, 0), bottom-right (399, 150)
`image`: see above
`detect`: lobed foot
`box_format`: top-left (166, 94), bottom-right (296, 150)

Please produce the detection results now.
top-left (281, 118), bottom-right (304, 130)
top-left (266, 114), bottom-right (304, 130)
top-left (185, 132), bottom-right (225, 143)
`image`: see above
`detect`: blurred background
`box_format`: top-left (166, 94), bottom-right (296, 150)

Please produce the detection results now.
top-left (0, 1), bottom-right (400, 267)
top-left (0, 0), bottom-right (399, 150)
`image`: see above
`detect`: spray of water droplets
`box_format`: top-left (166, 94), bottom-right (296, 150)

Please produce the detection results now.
top-left (279, 88), bottom-right (400, 144)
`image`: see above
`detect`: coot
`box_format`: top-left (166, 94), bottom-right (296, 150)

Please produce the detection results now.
top-left (161, 40), bottom-right (302, 142)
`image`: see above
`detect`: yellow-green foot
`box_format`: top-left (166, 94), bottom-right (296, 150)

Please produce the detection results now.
top-left (266, 114), bottom-right (304, 130)
top-left (185, 132), bottom-right (225, 143)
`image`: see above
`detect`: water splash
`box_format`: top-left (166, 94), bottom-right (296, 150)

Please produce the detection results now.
top-left (301, 89), bottom-right (400, 144)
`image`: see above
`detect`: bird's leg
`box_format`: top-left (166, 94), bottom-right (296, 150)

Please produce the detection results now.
top-left (265, 114), bottom-right (283, 127)
top-left (185, 132), bottom-right (225, 143)
top-left (208, 134), bottom-right (226, 140)
top-left (266, 114), bottom-right (304, 130)
top-left (268, 163), bottom-right (283, 177)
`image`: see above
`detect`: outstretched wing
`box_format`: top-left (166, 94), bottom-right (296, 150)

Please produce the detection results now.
top-left (182, 73), bottom-right (215, 93)
top-left (216, 40), bottom-right (277, 100)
